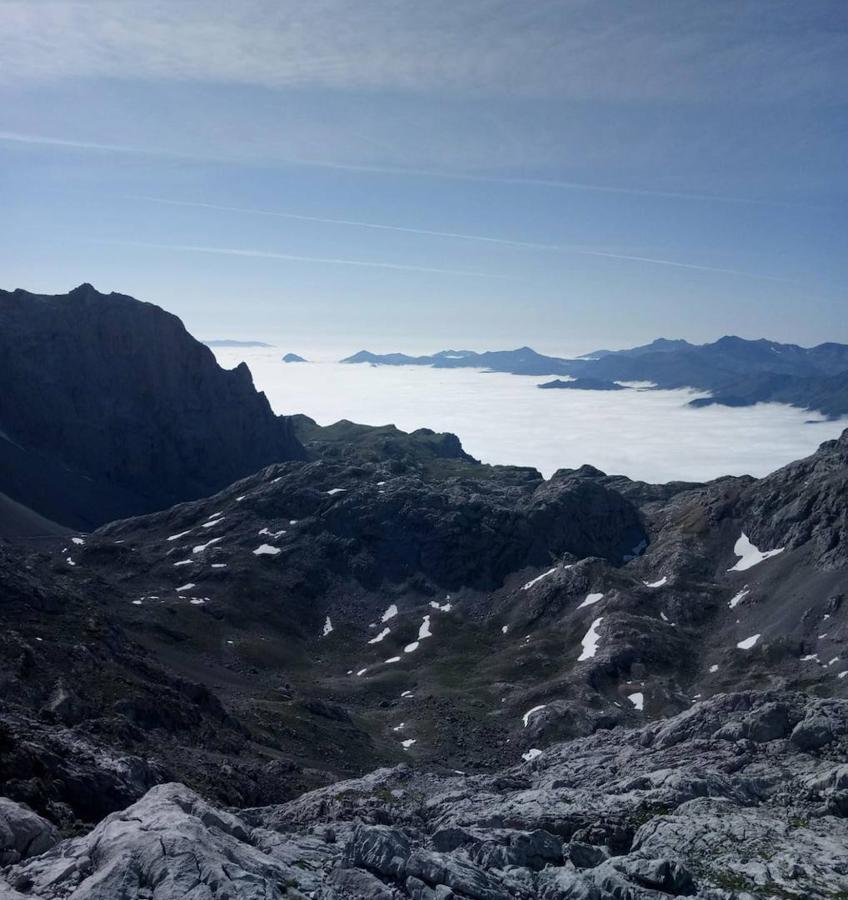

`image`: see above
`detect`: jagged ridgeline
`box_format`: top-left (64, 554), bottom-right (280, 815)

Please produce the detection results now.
top-left (1, 285), bottom-right (847, 898)
top-left (0, 284), bottom-right (304, 532)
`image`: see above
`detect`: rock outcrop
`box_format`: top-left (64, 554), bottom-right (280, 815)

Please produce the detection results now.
top-left (0, 284), bottom-right (303, 529)
top-left (6, 691), bottom-right (848, 898)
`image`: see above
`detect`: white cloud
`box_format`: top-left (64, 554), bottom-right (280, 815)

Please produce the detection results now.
top-left (0, 2), bottom-right (843, 104)
top-left (211, 348), bottom-right (848, 483)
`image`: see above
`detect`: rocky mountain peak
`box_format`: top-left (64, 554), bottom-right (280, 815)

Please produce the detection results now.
top-left (0, 285), bottom-right (304, 529)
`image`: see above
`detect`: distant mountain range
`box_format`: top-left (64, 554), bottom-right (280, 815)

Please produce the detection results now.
top-left (343, 337), bottom-right (848, 417)
top-left (342, 347), bottom-right (575, 376)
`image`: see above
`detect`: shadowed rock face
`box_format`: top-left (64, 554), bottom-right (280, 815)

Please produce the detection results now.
top-left (5, 691), bottom-right (848, 899)
top-left (0, 284), bottom-right (303, 530)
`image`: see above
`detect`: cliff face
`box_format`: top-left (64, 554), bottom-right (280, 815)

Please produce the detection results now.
top-left (0, 284), bottom-right (303, 529)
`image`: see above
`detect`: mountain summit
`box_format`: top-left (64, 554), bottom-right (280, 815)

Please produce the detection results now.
top-left (0, 285), bottom-right (304, 529)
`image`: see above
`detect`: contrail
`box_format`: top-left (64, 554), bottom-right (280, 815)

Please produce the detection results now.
top-left (0, 129), bottom-right (785, 206)
top-left (0, 130), bottom-right (192, 159)
top-left (97, 239), bottom-right (511, 279)
top-left (133, 195), bottom-right (786, 281)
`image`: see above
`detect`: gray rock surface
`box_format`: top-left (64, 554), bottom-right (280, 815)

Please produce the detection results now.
top-left (5, 783), bottom-right (335, 899)
top-left (8, 691), bottom-right (848, 899)
top-left (0, 799), bottom-right (57, 866)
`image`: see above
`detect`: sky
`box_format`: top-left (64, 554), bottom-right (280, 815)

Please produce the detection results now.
top-left (1, 1), bottom-right (846, 355)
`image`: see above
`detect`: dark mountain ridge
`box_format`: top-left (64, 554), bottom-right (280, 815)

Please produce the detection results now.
top-left (0, 284), bottom-right (304, 530)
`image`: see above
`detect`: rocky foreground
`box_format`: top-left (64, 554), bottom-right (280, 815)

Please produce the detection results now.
top-left (2, 690), bottom-right (848, 899)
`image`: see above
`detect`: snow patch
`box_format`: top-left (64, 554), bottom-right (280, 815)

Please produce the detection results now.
top-left (627, 692), bottom-right (644, 711)
top-left (728, 532), bottom-right (784, 572)
top-left (368, 628), bottom-right (390, 644)
top-left (729, 588), bottom-right (750, 609)
top-left (522, 567), bottom-right (558, 591)
top-left (578, 617), bottom-right (603, 661)
top-left (176, 583), bottom-right (195, 592)
top-left (322, 616), bottom-right (334, 637)
top-left (737, 633), bottom-right (761, 650)
top-left (401, 739), bottom-right (416, 749)
top-left (167, 530), bottom-right (192, 542)
top-left (381, 604), bottom-right (398, 622)
top-left (326, 488), bottom-right (346, 495)
top-left (522, 705), bottom-right (547, 727)
top-left (253, 544), bottom-right (281, 556)
top-left (192, 537), bottom-right (222, 554)
top-left (522, 748), bottom-right (542, 762)
top-left (644, 577), bottom-right (667, 588)
top-left (201, 516), bottom-right (225, 528)
top-left (577, 592), bottom-right (604, 609)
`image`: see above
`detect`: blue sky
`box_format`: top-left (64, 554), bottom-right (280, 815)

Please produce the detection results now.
top-left (1, 1), bottom-right (846, 354)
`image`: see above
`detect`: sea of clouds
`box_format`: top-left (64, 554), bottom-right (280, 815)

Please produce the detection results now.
top-left (212, 346), bottom-right (846, 484)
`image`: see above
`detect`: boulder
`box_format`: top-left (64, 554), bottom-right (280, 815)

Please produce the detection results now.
top-left (0, 799), bottom-right (57, 866)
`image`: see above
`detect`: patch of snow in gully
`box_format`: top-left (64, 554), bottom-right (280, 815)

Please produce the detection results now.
top-left (728, 533), bottom-right (784, 572)
top-left (578, 618), bottom-right (603, 661)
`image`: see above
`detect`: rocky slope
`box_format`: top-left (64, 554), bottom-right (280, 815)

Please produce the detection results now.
top-left (3, 426), bottom-right (845, 841)
top-left (0, 284), bottom-right (303, 530)
top-left (3, 690), bottom-right (848, 898)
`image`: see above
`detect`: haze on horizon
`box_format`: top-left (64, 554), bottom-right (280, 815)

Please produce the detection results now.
top-left (1, 1), bottom-right (846, 351)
